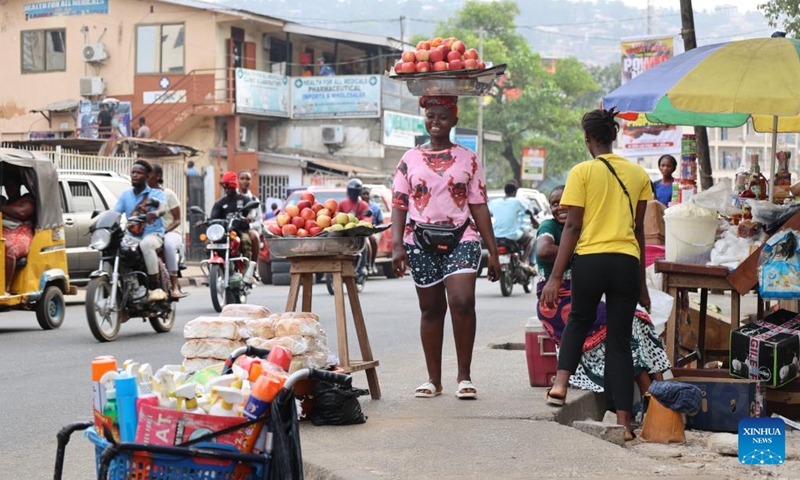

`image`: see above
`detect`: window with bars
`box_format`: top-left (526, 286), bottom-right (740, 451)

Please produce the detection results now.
top-left (21, 29), bottom-right (66, 73)
top-left (259, 175), bottom-right (290, 205)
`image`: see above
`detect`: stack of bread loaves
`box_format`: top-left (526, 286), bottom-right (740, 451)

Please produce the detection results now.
top-left (181, 304), bottom-right (273, 372)
top-left (182, 305), bottom-right (332, 373)
top-left (246, 312), bottom-right (332, 372)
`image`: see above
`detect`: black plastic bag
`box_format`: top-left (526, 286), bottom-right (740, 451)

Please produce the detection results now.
top-left (310, 381), bottom-right (368, 426)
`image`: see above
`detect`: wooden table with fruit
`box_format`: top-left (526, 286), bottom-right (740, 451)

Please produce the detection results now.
top-left (266, 194), bottom-right (387, 399)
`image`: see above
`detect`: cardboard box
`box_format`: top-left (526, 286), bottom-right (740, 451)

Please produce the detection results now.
top-left (135, 404), bottom-right (258, 452)
top-left (729, 309), bottom-right (800, 388)
top-left (672, 368), bottom-right (766, 433)
top-left (644, 200), bottom-right (666, 245)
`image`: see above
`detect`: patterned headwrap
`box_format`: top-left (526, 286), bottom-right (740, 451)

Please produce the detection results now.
top-left (419, 95), bottom-right (458, 117)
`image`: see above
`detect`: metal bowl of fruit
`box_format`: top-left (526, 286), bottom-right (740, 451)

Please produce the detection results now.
top-left (268, 235), bottom-right (366, 258)
top-left (389, 64), bottom-right (506, 97)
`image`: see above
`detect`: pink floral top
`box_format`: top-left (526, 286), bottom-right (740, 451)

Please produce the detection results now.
top-left (392, 144), bottom-right (488, 245)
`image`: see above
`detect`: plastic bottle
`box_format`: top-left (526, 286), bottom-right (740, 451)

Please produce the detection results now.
top-left (208, 386), bottom-right (244, 417)
top-left (136, 364), bottom-right (160, 413)
top-left (102, 388), bottom-right (118, 427)
top-left (92, 356), bottom-right (118, 430)
top-left (174, 383), bottom-right (205, 414)
top-left (242, 370), bottom-right (286, 420)
top-left (115, 375), bottom-right (139, 442)
top-left (670, 181), bottom-right (679, 203)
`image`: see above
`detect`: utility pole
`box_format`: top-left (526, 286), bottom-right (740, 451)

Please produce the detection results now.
top-left (400, 16), bottom-right (406, 48)
top-left (679, 0), bottom-right (713, 189)
top-left (477, 26), bottom-right (484, 166)
top-left (646, 0), bottom-right (654, 35)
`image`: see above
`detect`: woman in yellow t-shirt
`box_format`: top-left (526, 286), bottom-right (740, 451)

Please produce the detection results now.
top-left (540, 108), bottom-right (653, 441)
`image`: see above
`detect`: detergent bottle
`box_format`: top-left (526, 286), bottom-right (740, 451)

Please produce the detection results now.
top-left (136, 364), bottom-right (160, 413)
top-left (115, 375), bottom-right (139, 442)
top-left (208, 387), bottom-right (244, 417)
top-left (242, 370), bottom-right (286, 421)
top-left (92, 356), bottom-right (117, 432)
top-left (174, 383), bottom-right (205, 414)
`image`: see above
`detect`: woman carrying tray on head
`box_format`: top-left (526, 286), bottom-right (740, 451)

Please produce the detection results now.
top-left (391, 95), bottom-right (500, 400)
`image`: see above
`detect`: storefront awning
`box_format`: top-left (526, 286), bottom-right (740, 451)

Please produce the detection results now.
top-left (306, 158), bottom-right (385, 178)
top-left (30, 99), bottom-right (80, 114)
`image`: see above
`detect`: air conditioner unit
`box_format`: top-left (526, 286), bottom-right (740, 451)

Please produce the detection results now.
top-left (79, 77), bottom-right (105, 97)
top-left (321, 125), bottom-right (344, 144)
top-left (82, 43), bottom-right (108, 63)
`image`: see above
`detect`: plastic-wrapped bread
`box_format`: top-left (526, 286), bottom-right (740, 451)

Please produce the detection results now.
top-left (184, 316), bottom-right (247, 340)
top-left (247, 335), bottom-right (309, 355)
top-left (181, 338), bottom-right (246, 360)
top-left (220, 304), bottom-right (271, 319)
top-left (273, 314), bottom-right (322, 338)
top-left (182, 357), bottom-right (224, 373)
top-left (241, 317), bottom-right (276, 340)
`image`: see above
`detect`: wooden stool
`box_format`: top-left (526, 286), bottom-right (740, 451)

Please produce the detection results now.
top-left (284, 255), bottom-right (381, 400)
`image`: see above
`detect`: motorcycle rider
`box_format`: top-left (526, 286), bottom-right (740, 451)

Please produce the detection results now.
top-left (236, 170), bottom-right (264, 271)
top-left (337, 178), bottom-right (371, 276)
top-left (487, 180), bottom-right (536, 273)
top-left (147, 163), bottom-right (185, 299)
top-left (360, 186), bottom-right (383, 274)
top-left (211, 172), bottom-right (256, 281)
top-left (114, 160), bottom-right (168, 302)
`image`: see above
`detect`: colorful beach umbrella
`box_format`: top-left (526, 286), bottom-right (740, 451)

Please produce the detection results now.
top-left (603, 36), bottom-right (800, 201)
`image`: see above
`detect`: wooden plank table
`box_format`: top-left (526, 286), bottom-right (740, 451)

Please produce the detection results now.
top-left (284, 254), bottom-right (381, 400)
top-left (655, 260), bottom-right (741, 367)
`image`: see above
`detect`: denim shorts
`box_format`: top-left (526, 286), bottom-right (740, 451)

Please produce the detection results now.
top-left (404, 241), bottom-right (481, 288)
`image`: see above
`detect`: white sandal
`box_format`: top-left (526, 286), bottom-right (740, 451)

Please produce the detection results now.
top-left (456, 380), bottom-right (477, 399)
top-left (415, 382), bottom-right (442, 398)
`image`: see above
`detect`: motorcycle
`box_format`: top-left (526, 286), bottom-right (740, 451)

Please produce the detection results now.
top-left (496, 238), bottom-right (535, 297)
top-left (190, 201), bottom-right (260, 312)
top-left (85, 209), bottom-right (177, 342)
top-left (324, 242), bottom-right (369, 295)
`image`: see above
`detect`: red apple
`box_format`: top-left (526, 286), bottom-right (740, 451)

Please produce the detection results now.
top-left (300, 192), bottom-right (316, 203)
top-left (267, 224), bottom-right (283, 236)
top-left (451, 40), bottom-right (466, 55)
top-left (296, 200), bottom-right (312, 211)
top-left (416, 61), bottom-right (431, 73)
top-left (416, 49), bottom-right (430, 62)
top-left (400, 62), bottom-right (416, 74)
top-left (443, 37), bottom-right (455, 48)
top-left (300, 208), bottom-right (316, 221)
top-left (316, 214), bottom-right (331, 228)
top-left (281, 224), bottom-right (297, 236)
top-left (394, 60), bottom-right (403, 72)
top-left (276, 213), bottom-right (290, 227)
top-left (309, 226), bottom-right (323, 236)
top-left (416, 40), bottom-right (430, 50)
top-left (430, 37), bottom-right (443, 48)
top-left (291, 216), bottom-right (305, 229)
top-left (304, 219), bottom-right (318, 231)
top-left (401, 50), bottom-right (416, 63)
top-left (477, 60), bottom-right (486, 69)
top-left (438, 45), bottom-right (450, 58)
top-left (284, 205), bottom-right (299, 218)
top-left (433, 61), bottom-right (448, 72)
top-left (323, 199), bottom-right (338, 213)
top-left (449, 59), bottom-right (464, 70)
top-left (447, 50), bottom-right (462, 62)
top-left (464, 58), bottom-right (478, 70)
top-left (316, 208), bottom-right (332, 219)
top-left (429, 48), bottom-right (445, 63)
top-left (311, 202), bottom-right (324, 213)
top-left (464, 48), bottom-right (479, 60)
top-left (296, 228), bottom-right (308, 238)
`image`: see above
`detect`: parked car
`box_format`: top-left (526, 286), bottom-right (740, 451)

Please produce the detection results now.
top-left (478, 188), bottom-right (551, 277)
top-left (265, 186), bottom-right (395, 285)
top-left (57, 170), bottom-right (133, 282)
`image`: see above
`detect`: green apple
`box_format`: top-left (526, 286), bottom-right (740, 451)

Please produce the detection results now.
top-left (330, 223), bottom-right (344, 231)
top-left (347, 213), bottom-right (358, 224)
top-left (345, 222), bottom-right (357, 229)
top-left (335, 212), bottom-right (349, 225)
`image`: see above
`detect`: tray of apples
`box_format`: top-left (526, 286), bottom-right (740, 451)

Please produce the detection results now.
top-left (388, 36), bottom-right (506, 96)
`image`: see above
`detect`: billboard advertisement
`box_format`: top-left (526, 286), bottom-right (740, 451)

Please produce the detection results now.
top-left (235, 68), bottom-right (289, 117)
top-left (521, 147), bottom-right (546, 182)
top-left (24, 0), bottom-right (108, 18)
top-left (383, 110), bottom-right (425, 148)
top-left (619, 35), bottom-right (683, 158)
top-left (291, 75), bottom-right (381, 119)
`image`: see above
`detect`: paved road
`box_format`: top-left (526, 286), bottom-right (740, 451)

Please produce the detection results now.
top-left (0, 274), bottom-right (535, 479)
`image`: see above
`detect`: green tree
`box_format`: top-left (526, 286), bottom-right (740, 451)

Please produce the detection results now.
top-left (433, 0), bottom-right (598, 186)
top-left (759, 0), bottom-right (800, 37)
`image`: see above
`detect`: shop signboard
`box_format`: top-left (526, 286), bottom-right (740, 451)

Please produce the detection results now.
top-left (24, 0), bottom-right (108, 18)
top-left (521, 147), bottom-right (546, 182)
top-left (383, 111), bottom-right (425, 148)
top-left (454, 135), bottom-right (478, 152)
top-left (619, 35), bottom-right (683, 158)
top-left (291, 75), bottom-right (381, 119)
top-left (235, 68), bottom-right (289, 117)
top-left (78, 100), bottom-right (131, 139)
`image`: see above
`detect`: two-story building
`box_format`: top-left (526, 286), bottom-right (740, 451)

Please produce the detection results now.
top-left (0, 0), bottom-right (428, 202)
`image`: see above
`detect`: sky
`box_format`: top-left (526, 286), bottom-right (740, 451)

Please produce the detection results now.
top-left (618, 0), bottom-right (763, 12)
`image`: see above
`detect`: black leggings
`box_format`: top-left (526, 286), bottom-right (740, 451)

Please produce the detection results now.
top-left (557, 253), bottom-right (641, 412)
